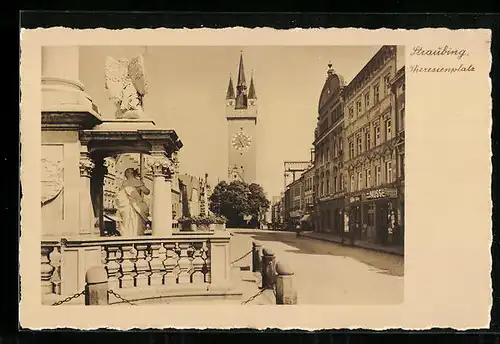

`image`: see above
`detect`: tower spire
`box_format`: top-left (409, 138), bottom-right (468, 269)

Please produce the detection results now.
top-left (248, 70), bottom-right (257, 99)
top-left (237, 52), bottom-right (247, 87)
top-left (235, 51), bottom-right (248, 109)
top-left (226, 74), bottom-right (235, 99)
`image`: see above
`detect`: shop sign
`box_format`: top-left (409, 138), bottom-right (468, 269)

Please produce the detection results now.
top-left (365, 188), bottom-right (397, 200)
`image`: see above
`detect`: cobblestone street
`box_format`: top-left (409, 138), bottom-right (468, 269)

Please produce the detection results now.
top-left (230, 229), bottom-right (404, 305)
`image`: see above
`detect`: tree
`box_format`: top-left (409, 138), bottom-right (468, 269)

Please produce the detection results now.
top-left (247, 183), bottom-right (270, 227)
top-left (209, 180), bottom-right (270, 228)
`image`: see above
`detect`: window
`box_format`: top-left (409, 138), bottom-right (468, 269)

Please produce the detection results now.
top-left (349, 107), bottom-right (354, 118)
top-left (356, 99), bottom-right (362, 115)
top-left (326, 178), bottom-right (330, 194)
top-left (320, 181), bottom-right (324, 196)
top-left (326, 147), bottom-right (330, 162)
top-left (339, 138), bottom-right (343, 152)
top-left (366, 169), bottom-right (372, 188)
top-left (339, 174), bottom-right (343, 191)
top-left (356, 135), bottom-right (362, 155)
top-left (333, 141), bottom-right (337, 157)
top-left (399, 108), bottom-right (405, 131)
top-left (376, 165), bottom-right (381, 185)
top-left (384, 74), bottom-right (391, 96)
top-left (364, 92), bottom-right (370, 108)
top-left (350, 174), bottom-right (355, 192)
top-left (386, 161), bottom-right (393, 183)
top-left (375, 125), bottom-right (381, 146)
top-left (400, 154), bottom-right (405, 178)
top-left (349, 141), bottom-right (355, 159)
top-left (322, 147), bottom-right (325, 164)
top-left (358, 172), bottom-right (363, 190)
top-left (364, 130), bottom-right (371, 151)
top-left (386, 119), bottom-right (392, 140)
top-left (374, 83), bottom-right (380, 103)
top-left (334, 176), bottom-right (338, 193)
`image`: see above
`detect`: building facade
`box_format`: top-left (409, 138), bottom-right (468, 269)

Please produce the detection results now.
top-left (225, 53), bottom-right (258, 184)
top-left (312, 63), bottom-right (346, 234)
top-left (199, 173), bottom-right (212, 216)
top-left (283, 45), bottom-right (405, 249)
top-left (343, 45), bottom-right (401, 245)
top-left (178, 174), bottom-right (201, 217)
top-left (391, 66), bottom-right (405, 247)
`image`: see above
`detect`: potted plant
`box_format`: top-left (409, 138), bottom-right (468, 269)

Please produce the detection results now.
top-left (195, 215), bottom-right (210, 231)
top-left (214, 215), bottom-right (227, 231)
top-left (206, 214), bottom-right (218, 231)
top-left (179, 216), bottom-right (196, 231)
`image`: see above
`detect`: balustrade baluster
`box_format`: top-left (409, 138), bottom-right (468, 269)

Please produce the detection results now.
top-left (164, 243), bottom-right (179, 285)
top-left (202, 240), bottom-right (211, 283)
top-left (135, 244), bottom-right (151, 287)
top-left (49, 246), bottom-right (62, 295)
top-left (191, 243), bottom-right (205, 284)
top-left (120, 245), bottom-right (137, 288)
top-left (41, 246), bottom-right (55, 295)
top-left (149, 243), bottom-right (166, 286)
top-left (105, 246), bottom-right (122, 290)
top-left (177, 243), bottom-right (192, 284)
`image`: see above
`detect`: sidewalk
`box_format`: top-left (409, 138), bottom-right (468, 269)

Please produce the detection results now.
top-left (300, 231), bottom-right (404, 256)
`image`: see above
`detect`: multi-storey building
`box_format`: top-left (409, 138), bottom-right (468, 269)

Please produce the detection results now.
top-left (199, 173), bottom-right (212, 216)
top-left (343, 45), bottom-right (401, 245)
top-left (302, 166), bottom-right (315, 213)
top-left (284, 177), bottom-right (302, 228)
top-left (391, 66), bottom-right (405, 246)
top-left (312, 63), bottom-right (346, 234)
top-left (178, 174), bottom-right (201, 217)
top-left (271, 196), bottom-right (282, 229)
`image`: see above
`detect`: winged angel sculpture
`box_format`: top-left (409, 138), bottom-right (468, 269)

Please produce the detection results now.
top-left (105, 55), bottom-right (148, 119)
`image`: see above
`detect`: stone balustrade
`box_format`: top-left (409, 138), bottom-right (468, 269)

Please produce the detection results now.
top-left (41, 241), bottom-right (62, 295)
top-left (41, 231), bottom-right (231, 297)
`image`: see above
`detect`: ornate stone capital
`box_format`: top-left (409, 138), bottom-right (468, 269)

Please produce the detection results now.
top-left (79, 153), bottom-right (95, 178)
top-left (149, 153), bottom-right (172, 179)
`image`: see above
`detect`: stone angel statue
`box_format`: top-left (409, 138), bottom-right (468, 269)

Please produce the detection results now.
top-left (105, 55), bottom-right (148, 119)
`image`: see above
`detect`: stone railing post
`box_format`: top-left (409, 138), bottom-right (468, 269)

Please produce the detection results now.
top-left (261, 247), bottom-right (276, 289)
top-left (275, 261), bottom-right (297, 305)
top-left (85, 265), bottom-right (109, 305)
top-left (252, 241), bottom-right (262, 273)
top-left (79, 144), bottom-right (96, 235)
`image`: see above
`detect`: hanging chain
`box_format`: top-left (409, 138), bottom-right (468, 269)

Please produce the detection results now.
top-left (241, 288), bottom-right (266, 305)
top-left (51, 290), bottom-right (85, 306)
top-left (230, 249), bottom-right (253, 266)
top-left (108, 289), bottom-right (137, 306)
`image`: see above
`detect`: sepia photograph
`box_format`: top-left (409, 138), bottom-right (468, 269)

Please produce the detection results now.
top-left (39, 44), bottom-right (405, 307)
top-left (20, 27), bottom-right (491, 330)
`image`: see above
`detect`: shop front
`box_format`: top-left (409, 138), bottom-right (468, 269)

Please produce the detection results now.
top-left (345, 187), bottom-right (399, 245)
top-left (317, 197), bottom-right (345, 234)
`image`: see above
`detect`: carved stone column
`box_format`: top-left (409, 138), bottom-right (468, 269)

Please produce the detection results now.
top-left (150, 149), bottom-right (173, 237)
top-left (79, 144), bottom-right (96, 235)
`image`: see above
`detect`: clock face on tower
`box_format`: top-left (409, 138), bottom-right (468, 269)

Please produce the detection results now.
top-left (231, 131), bottom-right (252, 152)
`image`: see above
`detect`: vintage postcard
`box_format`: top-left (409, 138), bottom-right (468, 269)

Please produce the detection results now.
top-left (19, 27), bottom-right (492, 330)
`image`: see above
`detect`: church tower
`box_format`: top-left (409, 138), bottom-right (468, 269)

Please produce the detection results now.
top-left (225, 52), bottom-right (258, 184)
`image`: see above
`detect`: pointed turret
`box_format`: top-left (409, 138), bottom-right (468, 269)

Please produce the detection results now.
top-left (226, 75), bottom-right (235, 99)
top-left (237, 53), bottom-right (246, 87)
top-left (235, 52), bottom-right (248, 109)
top-left (248, 73), bottom-right (257, 99)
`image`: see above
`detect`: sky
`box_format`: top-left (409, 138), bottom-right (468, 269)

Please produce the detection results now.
top-left (79, 45), bottom-right (405, 199)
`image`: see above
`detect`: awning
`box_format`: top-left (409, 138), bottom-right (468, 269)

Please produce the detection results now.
top-left (300, 214), bottom-right (311, 223)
